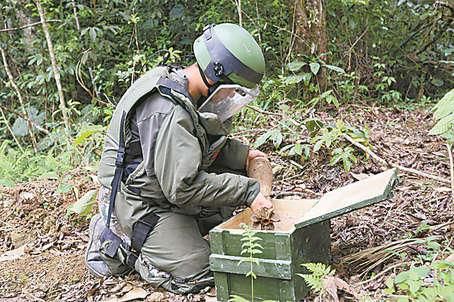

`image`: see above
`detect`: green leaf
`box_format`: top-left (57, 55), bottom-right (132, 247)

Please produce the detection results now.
top-left (66, 189), bottom-right (97, 217)
top-left (253, 130), bottom-right (273, 148)
top-left (282, 74), bottom-right (305, 85)
top-left (324, 64), bottom-right (345, 74)
top-left (429, 113), bottom-right (454, 136)
top-left (309, 62), bottom-right (321, 75)
top-left (407, 279), bottom-right (421, 295)
top-left (431, 78), bottom-right (444, 87)
top-left (385, 276), bottom-right (395, 293)
top-left (12, 117), bottom-right (29, 137)
top-left (395, 271), bottom-right (410, 283)
top-left (294, 143), bottom-right (303, 156)
top-left (287, 61), bottom-right (306, 72)
top-left (305, 118), bottom-right (324, 137)
top-left (271, 129), bottom-right (283, 147)
top-left (57, 182), bottom-right (74, 194)
top-left (74, 125), bottom-right (104, 146)
top-left (433, 89), bottom-right (454, 120)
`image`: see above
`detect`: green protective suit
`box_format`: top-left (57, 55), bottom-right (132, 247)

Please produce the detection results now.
top-left (96, 66), bottom-right (260, 293)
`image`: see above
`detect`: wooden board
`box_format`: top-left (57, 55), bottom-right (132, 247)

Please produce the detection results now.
top-left (295, 168), bottom-right (398, 229)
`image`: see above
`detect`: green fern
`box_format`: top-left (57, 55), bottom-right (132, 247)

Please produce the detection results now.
top-left (229, 223), bottom-right (263, 302)
top-left (298, 263), bottom-right (335, 294)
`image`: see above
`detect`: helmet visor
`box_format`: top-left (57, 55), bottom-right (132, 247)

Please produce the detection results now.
top-left (198, 84), bottom-right (259, 122)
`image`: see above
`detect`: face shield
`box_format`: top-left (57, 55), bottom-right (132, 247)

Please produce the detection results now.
top-left (198, 84), bottom-right (259, 122)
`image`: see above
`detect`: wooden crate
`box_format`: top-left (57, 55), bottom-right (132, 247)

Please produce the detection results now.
top-left (210, 169), bottom-right (398, 301)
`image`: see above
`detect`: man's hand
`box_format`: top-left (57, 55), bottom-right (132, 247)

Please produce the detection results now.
top-left (246, 149), bottom-right (267, 170)
top-left (250, 192), bottom-right (273, 214)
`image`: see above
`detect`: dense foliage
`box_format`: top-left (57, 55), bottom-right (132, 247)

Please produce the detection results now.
top-left (0, 0), bottom-right (452, 183)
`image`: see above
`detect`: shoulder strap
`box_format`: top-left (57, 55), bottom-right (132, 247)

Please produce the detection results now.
top-left (106, 111), bottom-right (126, 228)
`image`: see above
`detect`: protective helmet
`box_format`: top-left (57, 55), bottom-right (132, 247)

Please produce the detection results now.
top-left (193, 23), bottom-right (265, 89)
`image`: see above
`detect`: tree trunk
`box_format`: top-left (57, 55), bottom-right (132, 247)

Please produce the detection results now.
top-left (34, 0), bottom-right (70, 131)
top-left (293, 0), bottom-right (328, 90)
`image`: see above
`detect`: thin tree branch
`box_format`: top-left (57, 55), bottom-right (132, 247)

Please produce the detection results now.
top-left (0, 107), bottom-right (24, 153)
top-left (34, 0), bottom-right (70, 131)
top-left (343, 134), bottom-right (451, 184)
top-left (447, 143), bottom-right (454, 201)
top-left (236, 0), bottom-right (243, 27)
top-left (0, 20), bottom-right (60, 33)
top-left (70, 0), bottom-right (81, 32)
top-left (0, 46), bottom-right (38, 152)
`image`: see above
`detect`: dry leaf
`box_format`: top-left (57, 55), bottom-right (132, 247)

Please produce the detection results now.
top-left (323, 276), bottom-right (340, 302)
top-left (103, 287), bottom-right (148, 302)
top-left (445, 253), bottom-right (454, 262)
top-left (0, 245), bottom-right (26, 262)
top-left (146, 291), bottom-right (166, 302)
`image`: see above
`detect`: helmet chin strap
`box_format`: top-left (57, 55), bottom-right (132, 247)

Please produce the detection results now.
top-left (196, 64), bottom-right (222, 108)
top-left (197, 64), bottom-right (214, 90)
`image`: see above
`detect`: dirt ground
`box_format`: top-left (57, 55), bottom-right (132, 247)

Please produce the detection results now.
top-left (0, 103), bottom-right (452, 301)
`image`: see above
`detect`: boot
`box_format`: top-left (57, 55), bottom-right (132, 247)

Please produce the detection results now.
top-left (85, 214), bottom-right (111, 277)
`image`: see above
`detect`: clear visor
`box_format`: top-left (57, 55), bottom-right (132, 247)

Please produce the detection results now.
top-left (198, 84), bottom-right (259, 122)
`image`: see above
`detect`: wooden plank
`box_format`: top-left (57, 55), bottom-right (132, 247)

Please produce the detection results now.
top-left (209, 254), bottom-right (293, 280)
top-left (295, 168), bottom-right (398, 229)
top-left (213, 272), bottom-right (229, 302)
top-left (274, 233), bottom-right (291, 261)
top-left (229, 274), bottom-right (289, 301)
top-left (213, 231), bottom-right (279, 259)
top-left (209, 229), bottom-right (224, 255)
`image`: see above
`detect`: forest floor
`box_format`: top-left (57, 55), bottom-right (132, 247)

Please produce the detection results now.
top-left (0, 102), bottom-right (452, 302)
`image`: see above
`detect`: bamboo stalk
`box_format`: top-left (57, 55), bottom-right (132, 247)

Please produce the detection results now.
top-left (0, 47), bottom-right (38, 152)
top-left (34, 0), bottom-right (70, 131)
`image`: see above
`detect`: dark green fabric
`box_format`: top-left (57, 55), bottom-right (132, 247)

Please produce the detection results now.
top-left (97, 66), bottom-right (260, 260)
top-left (154, 105), bottom-right (259, 209)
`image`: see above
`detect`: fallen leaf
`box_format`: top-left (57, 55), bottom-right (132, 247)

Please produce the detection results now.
top-left (323, 276), bottom-right (339, 302)
top-left (446, 253), bottom-right (454, 262)
top-left (0, 245), bottom-right (26, 262)
top-left (146, 291), bottom-right (165, 302)
top-left (433, 187), bottom-right (452, 193)
top-left (19, 191), bottom-right (35, 201)
top-left (103, 287), bottom-right (149, 302)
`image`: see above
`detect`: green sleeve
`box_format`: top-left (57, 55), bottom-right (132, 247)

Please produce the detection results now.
top-left (154, 106), bottom-right (259, 208)
top-left (214, 138), bottom-right (249, 171)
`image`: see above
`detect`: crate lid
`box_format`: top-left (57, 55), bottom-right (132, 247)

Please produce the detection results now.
top-left (294, 168), bottom-right (398, 229)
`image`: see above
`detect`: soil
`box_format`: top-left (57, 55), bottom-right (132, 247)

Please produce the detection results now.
top-left (0, 103), bottom-right (452, 301)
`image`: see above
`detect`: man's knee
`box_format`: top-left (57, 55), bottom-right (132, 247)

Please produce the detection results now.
top-left (139, 211), bottom-right (211, 278)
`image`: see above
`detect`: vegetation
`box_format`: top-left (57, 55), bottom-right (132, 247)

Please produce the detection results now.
top-left (0, 2), bottom-right (452, 301)
top-left (1, 0), bottom-right (452, 186)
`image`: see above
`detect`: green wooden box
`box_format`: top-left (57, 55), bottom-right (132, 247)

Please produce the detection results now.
top-left (209, 169), bottom-right (398, 301)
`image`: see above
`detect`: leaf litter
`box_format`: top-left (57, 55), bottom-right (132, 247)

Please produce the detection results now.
top-left (0, 104), bottom-right (452, 301)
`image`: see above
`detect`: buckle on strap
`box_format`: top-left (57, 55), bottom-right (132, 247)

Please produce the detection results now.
top-left (100, 227), bottom-right (123, 258)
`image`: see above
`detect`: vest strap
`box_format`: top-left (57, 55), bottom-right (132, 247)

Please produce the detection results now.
top-left (106, 111), bottom-right (127, 229)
